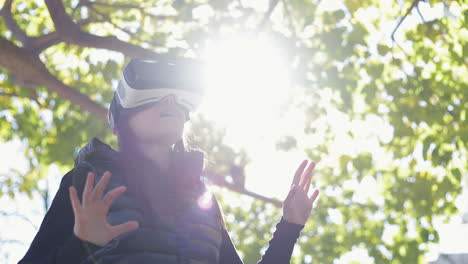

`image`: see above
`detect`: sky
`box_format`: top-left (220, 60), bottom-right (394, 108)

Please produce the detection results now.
top-left (1, 0), bottom-right (467, 263)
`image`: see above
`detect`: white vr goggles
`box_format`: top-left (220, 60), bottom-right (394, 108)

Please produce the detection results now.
top-left (109, 57), bottom-right (204, 130)
top-left (116, 73), bottom-right (202, 112)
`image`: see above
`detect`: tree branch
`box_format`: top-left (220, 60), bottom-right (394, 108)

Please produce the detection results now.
top-left (0, 0), bottom-right (32, 47)
top-left (204, 171), bottom-right (283, 207)
top-left (44, 0), bottom-right (161, 59)
top-left (416, 4), bottom-right (425, 23)
top-left (256, 0), bottom-right (280, 33)
top-left (390, 0), bottom-right (421, 42)
top-left (29, 32), bottom-right (62, 54)
top-left (83, 0), bottom-right (177, 20)
top-left (84, 0), bottom-right (142, 10)
top-left (0, 37), bottom-right (107, 121)
top-left (0, 238), bottom-right (24, 245)
top-left (281, 0), bottom-right (295, 35)
top-left (87, 5), bottom-right (134, 36)
top-left (0, 210), bottom-right (38, 231)
top-left (28, 18), bottom-right (99, 54)
top-left (0, 91), bottom-right (18, 97)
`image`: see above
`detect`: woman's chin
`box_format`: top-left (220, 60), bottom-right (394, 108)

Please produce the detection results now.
top-left (148, 133), bottom-right (182, 147)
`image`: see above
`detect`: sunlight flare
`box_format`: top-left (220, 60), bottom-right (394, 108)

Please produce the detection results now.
top-left (200, 35), bottom-right (292, 126)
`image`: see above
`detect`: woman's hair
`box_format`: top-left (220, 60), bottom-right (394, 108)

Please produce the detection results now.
top-left (173, 134), bottom-right (190, 153)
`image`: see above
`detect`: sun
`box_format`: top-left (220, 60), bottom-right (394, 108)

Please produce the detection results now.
top-left (197, 35), bottom-right (301, 200)
top-left (199, 35), bottom-right (292, 128)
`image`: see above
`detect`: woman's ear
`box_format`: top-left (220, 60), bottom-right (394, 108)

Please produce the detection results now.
top-left (112, 127), bottom-right (118, 135)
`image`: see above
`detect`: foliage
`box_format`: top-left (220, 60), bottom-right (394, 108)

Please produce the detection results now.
top-left (0, 0), bottom-right (467, 263)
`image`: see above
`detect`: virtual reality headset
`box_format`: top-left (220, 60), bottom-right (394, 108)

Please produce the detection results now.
top-left (108, 57), bottom-right (204, 130)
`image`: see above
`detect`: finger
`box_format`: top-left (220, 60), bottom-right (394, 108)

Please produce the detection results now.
top-left (110, 221), bottom-right (139, 237)
top-left (82, 172), bottom-right (95, 207)
top-left (291, 160), bottom-right (308, 188)
top-left (298, 161), bottom-right (314, 189)
top-left (309, 189), bottom-right (319, 203)
top-left (283, 185), bottom-right (298, 206)
top-left (93, 171), bottom-right (112, 202)
top-left (69, 186), bottom-right (82, 217)
top-left (303, 161), bottom-right (317, 193)
top-left (102, 186), bottom-right (127, 210)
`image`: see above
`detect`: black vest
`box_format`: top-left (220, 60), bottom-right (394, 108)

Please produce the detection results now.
top-left (72, 138), bottom-right (224, 264)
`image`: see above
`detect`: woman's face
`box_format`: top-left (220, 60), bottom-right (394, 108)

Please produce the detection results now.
top-left (126, 95), bottom-right (187, 147)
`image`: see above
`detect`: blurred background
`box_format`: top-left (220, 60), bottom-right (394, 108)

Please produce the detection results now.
top-left (0, 0), bottom-right (467, 263)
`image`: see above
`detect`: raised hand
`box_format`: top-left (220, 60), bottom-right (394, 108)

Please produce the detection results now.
top-left (69, 171), bottom-right (139, 247)
top-left (282, 160), bottom-right (320, 226)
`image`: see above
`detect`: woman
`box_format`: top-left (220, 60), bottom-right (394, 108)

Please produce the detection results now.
top-left (18, 57), bottom-right (320, 264)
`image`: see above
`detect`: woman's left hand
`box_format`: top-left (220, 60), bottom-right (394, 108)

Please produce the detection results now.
top-left (282, 160), bottom-right (320, 226)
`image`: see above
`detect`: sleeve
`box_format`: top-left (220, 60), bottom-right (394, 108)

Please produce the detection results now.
top-left (18, 170), bottom-right (103, 264)
top-left (218, 217), bottom-right (304, 264)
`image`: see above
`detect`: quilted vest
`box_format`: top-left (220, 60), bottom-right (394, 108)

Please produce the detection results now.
top-left (72, 138), bottom-right (224, 264)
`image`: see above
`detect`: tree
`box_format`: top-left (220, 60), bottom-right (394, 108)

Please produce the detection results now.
top-left (0, 0), bottom-right (467, 263)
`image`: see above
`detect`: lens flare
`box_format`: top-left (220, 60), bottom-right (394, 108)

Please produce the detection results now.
top-left (201, 35), bottom-right (291, 125)
top-left (197, 189), bottom-right (213, 210)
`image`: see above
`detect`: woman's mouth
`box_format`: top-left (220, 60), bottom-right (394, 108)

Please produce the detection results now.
top-left (160, 111), bottom-right (179, 118)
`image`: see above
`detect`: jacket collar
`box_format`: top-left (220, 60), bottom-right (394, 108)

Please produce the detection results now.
top-left (74, 137), bottom-right (205, 183)
top-left (74, 137), bottom-right (117, 167)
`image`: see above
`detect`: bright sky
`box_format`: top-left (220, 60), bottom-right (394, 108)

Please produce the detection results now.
top-left (1, 0), bottom-right (467, 263)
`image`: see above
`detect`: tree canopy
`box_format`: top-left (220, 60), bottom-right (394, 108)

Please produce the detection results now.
top-left (0, 0), bottom-right (467, 263)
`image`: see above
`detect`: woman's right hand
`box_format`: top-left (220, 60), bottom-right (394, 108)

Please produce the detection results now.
top-left (69, 171), bottom-right (139, 247)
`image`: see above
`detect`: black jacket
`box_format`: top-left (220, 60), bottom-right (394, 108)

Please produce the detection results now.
top-left (18, 138), bottom-right (304, 264)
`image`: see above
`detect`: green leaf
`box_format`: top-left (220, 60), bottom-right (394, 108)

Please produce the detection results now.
top-left (377, 44), bottom-right (390, 56)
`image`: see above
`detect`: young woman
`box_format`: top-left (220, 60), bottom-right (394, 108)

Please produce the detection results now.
top-left (18, 57), bottom-right (320, 264)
